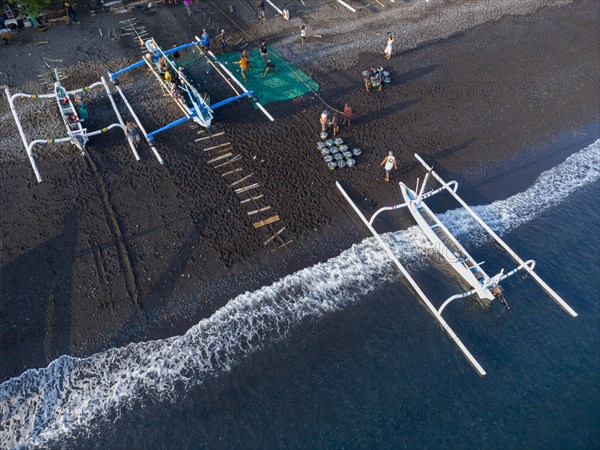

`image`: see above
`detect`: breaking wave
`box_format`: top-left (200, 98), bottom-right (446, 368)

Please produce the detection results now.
top-left (1, 140), bottom-right (599, 448)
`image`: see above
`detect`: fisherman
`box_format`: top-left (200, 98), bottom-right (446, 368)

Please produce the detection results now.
top-left (242, 49), bottom-right (251, 71)
top-left (342, 103), bottom-right (353, 126)
top-left (172, 44), bottom-right (181, 60)
top-left (78, 104), bottom-right (90, 122)
top-left (164, 69), bottom-right (173, 83)
top-left (125, 121), bottom-right (142, 148)
top-left (259, 40), bottom-right (268, 67)
top-left (320, 110), bottom-right (329, 133)
top-left (171, 85), bottom-right (183, 101)
top-left (183, 0), bottom-right (193, 16)
top-left (158, 56), bottom-right (169, 72)
top-left (384, 33), bottom-right (394, 60)
top-left (263, 59), bottom-right (277, 76)
top-left (234, 56), bottom-right (248, 81)
top-left (380, 151), bottom-right (397, 182)
top-left (200, 29), bottom-right (210, 49)
top-left (65, 3), bottom-right (79, 24)
top-left (330, 110), bottom-right (340, 136)
top-left (0, 27), bottom-right (10, 47)
top-left (257, 0), bottom-right (266, 21)
top-left (218, 29), bottom-right (228, 53)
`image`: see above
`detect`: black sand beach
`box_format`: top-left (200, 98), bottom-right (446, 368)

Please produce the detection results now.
top-left (0, 0), bottom-right (598, 382)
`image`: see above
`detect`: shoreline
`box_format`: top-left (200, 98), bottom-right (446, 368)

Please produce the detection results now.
top-left (1, 0), bottom-right (599, 382)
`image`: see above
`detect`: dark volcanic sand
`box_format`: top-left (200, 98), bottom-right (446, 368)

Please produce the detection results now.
top-left (0, 0), bottom-right (598, 382)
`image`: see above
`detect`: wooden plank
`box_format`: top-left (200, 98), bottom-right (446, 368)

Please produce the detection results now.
top-left (203, 142), bottom-right (230, 151)
top-left (248, 206), bottom-right (271, 216)
top-left (207, 152), bottom-right (232, 164)
top-left (253, 215), bottom-right (280, 229)
top-left (234, 183), bottom-right (260, 194)
top-left (221, 167), bottom-right (243, 177)
top-left (229, 174), bottom-right (253, 187)
top-left (214, 155), bottom-right (242, 168)
top-left (263, 227), bottom-right (286, 246)
top-left (195, 131), bottom-right (224, 141)
top-left (240, 194), bottom-right (263, 204)
top-left (276, 239), bottom-right (294, 250)
top-left (207, 147), bottom-right (233, 157)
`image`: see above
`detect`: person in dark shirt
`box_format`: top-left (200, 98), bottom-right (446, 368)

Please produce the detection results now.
top-left (260, 40), bottom-right (268, 67)
top-left (263, 60), bottom-right (277, 76)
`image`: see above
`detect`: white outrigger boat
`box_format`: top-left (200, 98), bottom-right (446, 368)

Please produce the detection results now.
top-left (337, 153), bottom-right (578, 376)
top-left (5, 71), bottom-right (139, 183)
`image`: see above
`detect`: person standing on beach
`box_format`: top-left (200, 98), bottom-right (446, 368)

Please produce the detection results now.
top-left (242, 49), bottom-right (252, 71)
top-left (215, 29), bottom-right (228, 53)
top-left (300, 25), bottom-right (306, 45)
top-left (330, 110), bottom-right (340, 136)
top-left (234, 56), bottom-right (248, 81)
top-left (384, 34), bottom-right (394, 60)
top-left (64, 3), bottom-right (79, 24)
top-left (342, 103), bottom-right (352, 126)
top-left (380, 151), bottom-right (397, 182)
top-left (260, 40), bottom-right (268, 67)
top-left (320, 110), bottom-right (329, 133)
top-left (257, 0), bottom-right (266, 21)
top-left (183, 0), bottom-right (193, 16)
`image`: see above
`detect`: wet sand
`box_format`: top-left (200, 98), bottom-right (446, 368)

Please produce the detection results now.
top-left (0, 0), bottom-right (598, 382)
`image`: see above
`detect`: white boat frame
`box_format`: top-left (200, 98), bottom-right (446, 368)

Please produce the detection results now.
top-left (5, 76), bottom-right (138, 183)
top-left (336, 153), bottom-right (577, 376)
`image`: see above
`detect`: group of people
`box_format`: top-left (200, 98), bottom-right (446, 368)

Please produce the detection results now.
top-left (364, 66), bottom-right (387, 92)
top-left (319, 104), bottom-right (352, 137)
top-left (233, 40), bottom-right (278, 80)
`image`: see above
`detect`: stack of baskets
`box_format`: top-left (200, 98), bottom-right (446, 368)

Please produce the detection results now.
top-left (315, 137), bottom-right (362, 171)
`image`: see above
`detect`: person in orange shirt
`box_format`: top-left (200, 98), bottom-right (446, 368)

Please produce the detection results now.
top-left (234, 56), bottom-right (248, 81)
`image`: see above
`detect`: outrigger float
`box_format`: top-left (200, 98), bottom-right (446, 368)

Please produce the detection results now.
top-left (337, 153), bottom-right (577, 376)
top-left (5, 69), bottom-right (139, 183)
top-left (108, 36), bottom-right (273, 151)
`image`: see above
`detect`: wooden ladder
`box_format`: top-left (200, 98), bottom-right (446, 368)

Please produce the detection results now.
top-left (3, 4), bottom-right (15, 20)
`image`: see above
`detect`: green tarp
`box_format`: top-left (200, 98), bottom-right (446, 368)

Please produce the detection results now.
top-left (216, 48), bottom-right (319, 106)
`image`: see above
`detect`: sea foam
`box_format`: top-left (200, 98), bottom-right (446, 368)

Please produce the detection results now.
top-left (1, 140), bottom-right (599, 449)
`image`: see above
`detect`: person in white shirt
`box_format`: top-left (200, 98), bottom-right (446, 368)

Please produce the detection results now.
top-left (380, 151), bottom-right (397, 182)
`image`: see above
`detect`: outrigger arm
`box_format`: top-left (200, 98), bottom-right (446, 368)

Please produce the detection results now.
top-left (413, 153), bottom-right (578, 318)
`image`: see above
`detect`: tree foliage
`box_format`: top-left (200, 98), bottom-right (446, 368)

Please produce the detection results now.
top-left (5, 0), bottom-right (55, 17)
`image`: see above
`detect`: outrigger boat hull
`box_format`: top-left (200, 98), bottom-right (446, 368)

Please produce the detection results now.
top-left (399, 183), bottom-right (495, 301)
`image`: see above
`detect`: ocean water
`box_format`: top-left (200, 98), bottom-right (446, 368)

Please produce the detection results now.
top-left (1, 139), bottom-right (599, 449)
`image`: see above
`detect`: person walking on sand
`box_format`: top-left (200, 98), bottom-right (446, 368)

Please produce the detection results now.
top-left (384, 33), bottom-right (394, 60)
top-left (381, 151), bottom-right (397, 182)
top-left (259, 40), bottom-right (268, 67)
top-left (234, 56), bottom-right (248, 81)
top-left (342, 103), bottom-right (352, 126)
top-left (257, 0), bottom-right (266, 21)
top-left (300, 25), bottom-right (306, 44)
top-left (183, 0), bottom-right (193, 16)
top-left (65, 3), bottom-right (79, 24)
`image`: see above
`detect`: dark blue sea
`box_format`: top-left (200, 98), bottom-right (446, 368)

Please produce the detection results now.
top-left (1, 132), bottom-right (599, 449)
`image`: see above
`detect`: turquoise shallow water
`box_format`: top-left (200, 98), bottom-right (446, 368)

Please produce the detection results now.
top-left (1, 137), bottom-right (599, 449)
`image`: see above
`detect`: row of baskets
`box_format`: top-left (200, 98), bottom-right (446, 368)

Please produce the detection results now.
top-left (315, 138), bottom-right (362, 170)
